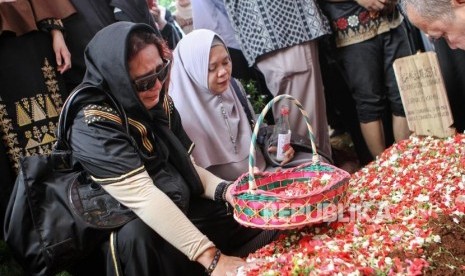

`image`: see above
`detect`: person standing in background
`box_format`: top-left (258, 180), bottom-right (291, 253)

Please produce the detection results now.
top-left (223, 0), bottom-right (333, 162)
top-left (192, 0), bottom-right (267, 84)
top-left (173, 0), bottom-right (193, 35)
top-left (148, 0), bottom-right (183, 49)
top-left (320, 0), bottom-right (412, 158)
top-left (62, 0), bottom-right (159, 93)
top-left (0, 0), bottom-right (75, 239)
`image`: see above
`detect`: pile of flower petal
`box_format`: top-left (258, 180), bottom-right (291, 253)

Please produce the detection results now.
top-left (241, 134), bottom-right (465, 275)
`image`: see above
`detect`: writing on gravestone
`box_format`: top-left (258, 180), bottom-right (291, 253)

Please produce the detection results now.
top-left (393, 52), bottom-right (455, 137)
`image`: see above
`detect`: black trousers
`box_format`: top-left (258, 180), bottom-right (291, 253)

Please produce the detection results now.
top-left (434, 38), bottom-right (465, 133)
top-left (70, 198), bottom-right (277, 276)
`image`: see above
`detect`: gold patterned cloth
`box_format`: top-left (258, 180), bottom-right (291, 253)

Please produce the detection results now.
top-left (0, 38), bottom-right (69, 173)
top-left (0, 0), bottom-right (75, 175)
top-left (0, 47), bottom-right (67, 172)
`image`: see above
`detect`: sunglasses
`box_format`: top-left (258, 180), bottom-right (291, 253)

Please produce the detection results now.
top-left (132, 59), bottom-right (171, 92)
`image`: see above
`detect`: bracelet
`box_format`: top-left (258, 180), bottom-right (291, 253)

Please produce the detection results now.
top-left (214, 181), bottom-right (232, 202)
top-left (38, 18), bottom-right (65, 34)
top-left (205, 248), bottom-right (221, 275)
top-left (221, 181), bottom-right (233, 202)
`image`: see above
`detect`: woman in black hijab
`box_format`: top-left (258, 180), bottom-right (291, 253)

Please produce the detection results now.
top-left (68, 22), bottom-right (275, 275)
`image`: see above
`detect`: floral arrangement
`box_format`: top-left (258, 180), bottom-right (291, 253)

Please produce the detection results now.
top-left (240, 134), bottom-right (465, 275)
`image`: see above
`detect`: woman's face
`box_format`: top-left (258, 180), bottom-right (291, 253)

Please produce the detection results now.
top-left (128, 44), bottom-right (165, 110)
top-left (208, 45), bottom-right (232, 94)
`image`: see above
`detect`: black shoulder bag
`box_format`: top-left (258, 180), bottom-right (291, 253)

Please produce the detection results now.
top-left (3, 85), bottom-right (136, 275)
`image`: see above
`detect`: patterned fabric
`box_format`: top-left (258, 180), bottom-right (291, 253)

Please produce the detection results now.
top-left (83, 104), bottom-right (121, 125)
top-left (82, 96), bottom-right (176, 158)
top-left (0, 48), bottom-right (67, 173)
top-left (224, 0), bottom-right (331, 66)
top-left (321, 2), bottom-right (403, 48)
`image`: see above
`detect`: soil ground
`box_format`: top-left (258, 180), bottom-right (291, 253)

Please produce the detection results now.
top-left (386, 214), bottom-right (465, 276)
top-left (421, 214), bottom-right (465, 275)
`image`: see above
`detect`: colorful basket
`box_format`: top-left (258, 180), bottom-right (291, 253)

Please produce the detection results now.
top-left (231, 95), bottom-right (351, 230)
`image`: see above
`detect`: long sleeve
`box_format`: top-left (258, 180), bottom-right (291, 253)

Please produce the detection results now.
top-left (192, 161), bottom-right (224, 200)
top-left (70, 106), bottom-right (214, 261)
top-left (98, 170), bottom-right (215, 260)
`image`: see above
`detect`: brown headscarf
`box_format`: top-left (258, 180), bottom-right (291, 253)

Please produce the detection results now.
top-left (0, 0), bottom-right (75, 36)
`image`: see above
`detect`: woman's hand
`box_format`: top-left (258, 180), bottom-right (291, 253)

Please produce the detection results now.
top-left (149, 3), bottom-right (167, 29)
top-left (355, 0), bottom-right (386, 11)
top-left (213, 254), bottom-right (245, 276)
top-left (224, 166), bottom-right (260, 206)
top-left (50, 29), bottom-right (71, 74)
top-left (268, 145), bottom-right (295, 166)
top-left (197, 247), bottom-right (245, 276)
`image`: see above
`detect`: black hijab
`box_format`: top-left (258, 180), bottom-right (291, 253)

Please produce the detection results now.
top-left (82, 22), bottom-right (204, 197)
top-left (83, 22), bottom-right (157, 122)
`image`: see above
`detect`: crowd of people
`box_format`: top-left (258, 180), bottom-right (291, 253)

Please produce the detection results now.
top-left (1, 0), bottom-right (465, 275)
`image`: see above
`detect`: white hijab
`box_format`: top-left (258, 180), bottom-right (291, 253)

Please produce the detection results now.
top-left (169, 29), bottom-right (254, 169)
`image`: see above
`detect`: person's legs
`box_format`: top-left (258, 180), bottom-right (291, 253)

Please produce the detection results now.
top-left (384, 22), bottom-right (413, 143)
top-left (256, 41), bottom-right (332, 161)
top-left (360, 120), bottom-right (386, 157)
top-left (392, 115), bottom-right (410, 142)
top-left (112, 218), bottom-right (192, 276)
top-left (337, 37), bottom-right (387, 158)
top-left (318, 40), bottom-right (373, 166)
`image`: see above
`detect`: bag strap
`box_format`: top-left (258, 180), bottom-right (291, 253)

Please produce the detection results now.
top-left (231, 79), bottom-right (255, 128)
top-left (52, 84), bottom-right (133, 171)
top-left (55, 84), bottom-right (129, 151)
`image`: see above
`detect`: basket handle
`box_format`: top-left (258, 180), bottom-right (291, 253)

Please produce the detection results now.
top-left (248, 95), bottom-right (320, 190)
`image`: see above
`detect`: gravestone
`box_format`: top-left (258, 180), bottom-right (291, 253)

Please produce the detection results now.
top-left (393, 51), bottom-right (455, 138)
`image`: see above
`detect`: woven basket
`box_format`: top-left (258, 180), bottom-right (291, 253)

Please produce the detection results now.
top-left (231, 95), bottom-right (351, 230)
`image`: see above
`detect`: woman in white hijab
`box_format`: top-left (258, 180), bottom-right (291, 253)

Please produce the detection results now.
top-left (170, 29), bottom-right (298, 181)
